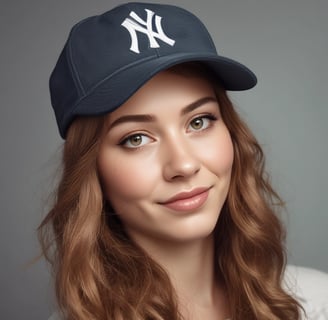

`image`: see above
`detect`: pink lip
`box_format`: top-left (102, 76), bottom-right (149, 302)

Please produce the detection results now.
top-left (159, 187), bottom-right (211, 212)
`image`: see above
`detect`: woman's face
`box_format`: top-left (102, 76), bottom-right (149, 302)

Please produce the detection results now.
top-left (98, 70), bottom-right (234, 247)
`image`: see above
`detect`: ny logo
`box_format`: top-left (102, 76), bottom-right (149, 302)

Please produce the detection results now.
top-left (121, 9), bottom-right (175, 54)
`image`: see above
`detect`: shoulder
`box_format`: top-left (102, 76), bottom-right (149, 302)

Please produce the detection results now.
top-left (284, 264), bottom-right (328, 319)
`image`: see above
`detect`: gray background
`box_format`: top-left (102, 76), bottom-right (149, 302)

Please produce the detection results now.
top-left (1, 0), bottom-right (327, 319)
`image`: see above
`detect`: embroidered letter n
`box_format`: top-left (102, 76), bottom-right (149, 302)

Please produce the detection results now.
top-left (121, 9), bottom-right (175, 54)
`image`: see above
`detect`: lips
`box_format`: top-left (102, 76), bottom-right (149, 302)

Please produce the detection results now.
top-left (159, 187), bottom-right (211, 212)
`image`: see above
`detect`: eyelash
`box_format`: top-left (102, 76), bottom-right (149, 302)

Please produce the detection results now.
top-left (188, 113), bottom-right (218, 132)
top-left (118, 132), bottom-right (153, 149)
top-left (118, 113), bottom-right (218, 149)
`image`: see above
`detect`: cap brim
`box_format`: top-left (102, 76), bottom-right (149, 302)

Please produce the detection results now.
top-left (62, 52), bottom-right (257, 136)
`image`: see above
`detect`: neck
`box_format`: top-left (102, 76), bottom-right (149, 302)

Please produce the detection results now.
top-left (132, 234), bottom-right (230, 319)
top-left (162, 235), bottom-right (216, 303)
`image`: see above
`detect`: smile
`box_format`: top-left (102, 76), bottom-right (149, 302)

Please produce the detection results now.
top-left (159, 187), bottom-right (211, 212)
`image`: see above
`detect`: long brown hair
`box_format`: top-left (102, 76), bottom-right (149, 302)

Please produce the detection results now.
top-left (39, 63), bottom-right (303, 319)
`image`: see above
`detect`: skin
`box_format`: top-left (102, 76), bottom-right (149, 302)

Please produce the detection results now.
top-left (98, 70), bottom-right (233, 319)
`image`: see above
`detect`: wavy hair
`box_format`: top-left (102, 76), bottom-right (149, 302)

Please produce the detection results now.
top-left (38, 63), bottom-right (303, 319)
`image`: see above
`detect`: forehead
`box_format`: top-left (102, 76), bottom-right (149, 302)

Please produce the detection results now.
top-left (108, 70), bottom-right (216, 118)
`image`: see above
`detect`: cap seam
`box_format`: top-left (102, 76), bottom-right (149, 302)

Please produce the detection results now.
top-left (66, 42), bottom-right (85, 96)
top-left (62, 54), bottom-right (158, 123)
top-left (66, 18), bottom-right (95, 96)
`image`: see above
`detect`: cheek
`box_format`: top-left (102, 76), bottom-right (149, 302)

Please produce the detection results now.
top-left (98, 151), bottom-right (159, 203)
top-left (216, 133), bottom-right (234, 172)
top-left (198, 127), bottom-right (234, 175)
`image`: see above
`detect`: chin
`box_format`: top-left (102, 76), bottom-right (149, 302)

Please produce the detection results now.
top-left (165, 217), bottom-right (219, 243)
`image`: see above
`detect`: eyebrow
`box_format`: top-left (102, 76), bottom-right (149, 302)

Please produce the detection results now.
top-left (181, 96), bottom-right (217, 115)
top-left (108, 96), bottom-right (217, 130)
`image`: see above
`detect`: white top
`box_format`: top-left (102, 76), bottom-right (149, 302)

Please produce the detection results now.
top-left (48, 265), bottom-right (328, 320)
top-left (284, 265), bottom-right (328, 319)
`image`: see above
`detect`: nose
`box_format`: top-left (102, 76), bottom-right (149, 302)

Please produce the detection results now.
top-left (162, 136), bottom-right (200, 181)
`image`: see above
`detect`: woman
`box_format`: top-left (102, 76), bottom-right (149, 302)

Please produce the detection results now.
top-left (39, 2), bottom-right (303, 319)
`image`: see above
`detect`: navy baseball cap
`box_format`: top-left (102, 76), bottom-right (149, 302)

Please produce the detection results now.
top-left (50, 2), bottom-right (257, 138)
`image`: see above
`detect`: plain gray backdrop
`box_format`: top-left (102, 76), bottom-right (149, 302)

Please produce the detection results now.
top-left (1, 0), bottom-right (327, 319)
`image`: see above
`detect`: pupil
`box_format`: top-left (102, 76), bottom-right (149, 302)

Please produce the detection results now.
top-left (192, 118), bottom-right (203, 129)
top-left (132, 135), bottom-right (141, 145)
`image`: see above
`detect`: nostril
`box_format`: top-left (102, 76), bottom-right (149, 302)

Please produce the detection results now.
top-left (163, 159), bottom-right (201, 181)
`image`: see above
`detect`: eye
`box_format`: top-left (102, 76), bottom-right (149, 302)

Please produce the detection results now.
top-left (188, 114), bottom-right (217, 132)
top-left (119, 133), bottom-right (153, 148)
